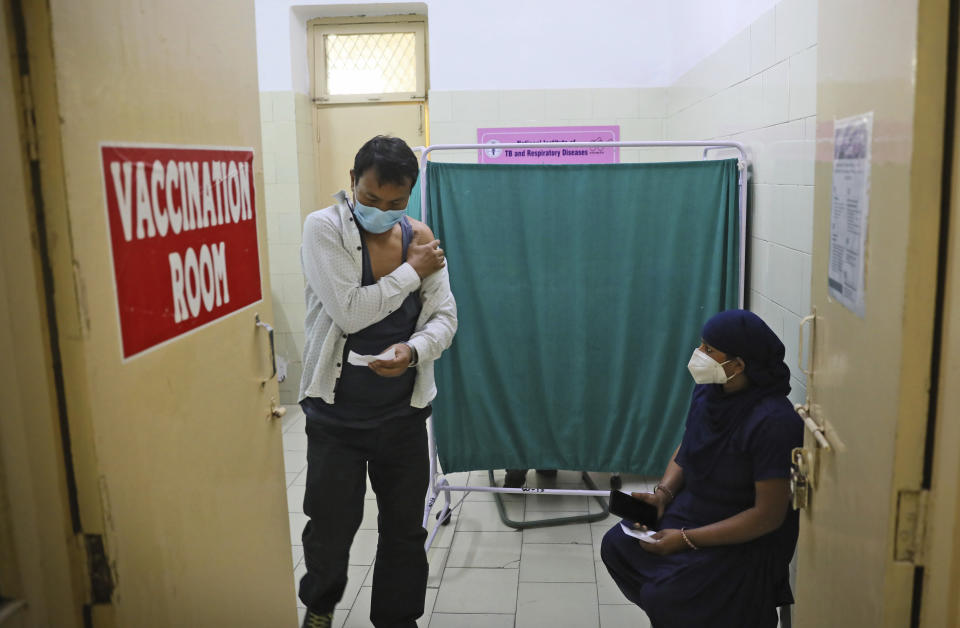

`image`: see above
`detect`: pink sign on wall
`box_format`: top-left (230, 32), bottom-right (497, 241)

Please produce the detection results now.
top-left (477, 125), bottom-right (620, 164)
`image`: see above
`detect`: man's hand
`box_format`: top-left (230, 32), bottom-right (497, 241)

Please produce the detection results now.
top-left (407, 239), bottom-right (445, 278)
top-left (369, 343), bottom-right (412, 377)
top-left (637, 528), bottom-right (690, 556)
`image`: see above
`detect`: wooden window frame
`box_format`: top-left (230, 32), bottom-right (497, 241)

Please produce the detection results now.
top-left (309, 16), bottom-right (427, 105)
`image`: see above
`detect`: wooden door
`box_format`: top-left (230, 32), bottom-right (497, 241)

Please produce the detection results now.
top-left (16, 1), bottom-right (296, 625)
top-left (794, 0), bottom-right (952, 626)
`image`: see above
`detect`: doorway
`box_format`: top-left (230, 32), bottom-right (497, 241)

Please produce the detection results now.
top-left (308, 15), bottom-right (428, 196)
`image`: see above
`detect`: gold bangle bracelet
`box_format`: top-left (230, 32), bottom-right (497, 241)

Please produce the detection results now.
top-left (680, 527), bottom-right (699, 550)
top-left (655, 483), bottom-right (675, 501)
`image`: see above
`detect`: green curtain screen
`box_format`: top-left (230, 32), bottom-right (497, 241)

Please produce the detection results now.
top-left (426, 159), bottom-right (740, 475)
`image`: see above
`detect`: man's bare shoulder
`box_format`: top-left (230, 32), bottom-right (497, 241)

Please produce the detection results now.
top-left (407, 216), bottom-right (436, 244)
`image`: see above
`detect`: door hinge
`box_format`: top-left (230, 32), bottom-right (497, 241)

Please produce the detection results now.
top-left (83, 534), bottom-right (115, 604)
top-left (19, 74), bottom-right (39, 161)
top-left (894, 489), bottom-right (929, 564)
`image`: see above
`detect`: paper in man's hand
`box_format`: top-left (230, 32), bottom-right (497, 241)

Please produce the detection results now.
top-left (347, 347), bottom-right (397, 366)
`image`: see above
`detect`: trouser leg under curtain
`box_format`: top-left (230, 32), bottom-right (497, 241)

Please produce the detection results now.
top-left (298, 417), bottom-right (429, 628)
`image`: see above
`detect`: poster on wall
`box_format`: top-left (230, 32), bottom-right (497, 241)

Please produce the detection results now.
top-left (99, 143), bottom-right (263, 359)
top-left (477, 125), bottom-right (620, 164)
top-left (827, 113), bottom-right (872, 318)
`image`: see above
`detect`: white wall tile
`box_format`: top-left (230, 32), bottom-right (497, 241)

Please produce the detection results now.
top-left (766, 243), bottom-right (807, 314)
top-left (751, 183), bottom-right (775, 242)
top-left (617, 118), bottom-right (664, 143)
top-left (296, 122), bottom-right (314, 155)
top-left (451, 90), bottom-right (499, 121)
top-left (260, 122), bottom-right (279, 155)
top-left (766, 120), bottom-right (806, 185)
top-left (544, 89), bottom-right (593, 120)
top-left (429, 121), bottom-right (482, 146)
top-left (265, 207), bottom-right (280, 243)
top-left (776, 0), bottom-right (818, 62)
top-left (283, 300), bottom-right (306, 329)
top-left (739, 75), bottom-right (764, 134)
top-left (274, 331), bottom-right (296, 361)
top-left (260, 92), bottom-right (274, 123)
top-left (750, 8), bottom-right (777, 75)
top-left (498, 90), bottom-right (546, 122)
top-left (262, 151), bottom-right (277, 184)
top-left (636, 88), bottom-right (668, 118)
top-left (428, 90), bottom-right (453, 123)
top-left (667, 83), bottom-right (701, 117)
top-left (281, 272), bottom-right (306, 306)
top-left (294, 92), bottom-right (312, 122)
top-left (276, 212), bottom-right (302, 246)
top-left (774, 185), bottom-right (814, 253)
top-left (800, 250), bottom-right (811, 317)
top-left (299, 179), bottom-right (317, 214)
top-left (267, 183), bottom-right (301, 213)
top-left (781, 308), bottom-right (804, 380)
top-left (276, 121), bottom-right (298, 153)
top-left (269, 244), bottom-right (303, 275)
top-left (716, 85), bottom-right (742, 137)
top-left (274, 147), bottom-right (301, 185)
top-left (804, 115), bottom-right (818, 140)
top-left (734, 127), bottom-right (765, 182)
top-left (273, 91), bottom-right (296, 122)
top-left (762, 61), bottom-right (790, 127)
top-left (749, 290), bottom-right (785, 340)
top-left (715, 30), bottom-right (752, 90)
top-left (789, 46), bottom-right (818, 120)
top-left (593, 89), bottom-right (665, 119)
top-left (291, 331), bottom-right (306, 354)
top-left (281, 362), bottom-right (303, 393)
top-left (749, 237), bottom-right (771, 296)
top-left (297, 153), bottom-right (314, 189)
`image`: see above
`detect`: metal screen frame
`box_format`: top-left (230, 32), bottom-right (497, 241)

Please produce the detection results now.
top-left (415, 140), bottom-right (750, 549)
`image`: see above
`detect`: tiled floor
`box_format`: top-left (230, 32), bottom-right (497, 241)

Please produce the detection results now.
top-left (281, 405), bottom-right (653, 628)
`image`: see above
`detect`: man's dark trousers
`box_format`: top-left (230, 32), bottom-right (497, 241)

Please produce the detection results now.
top-left (298, 416), bottom-right (429, 628)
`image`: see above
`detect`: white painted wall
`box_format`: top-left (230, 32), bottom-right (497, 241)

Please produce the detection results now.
top-left (255, 0), bottom-right (779, 93)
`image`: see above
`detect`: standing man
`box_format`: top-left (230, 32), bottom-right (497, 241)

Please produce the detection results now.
top-left (298, 136), bottom-right (457, 628)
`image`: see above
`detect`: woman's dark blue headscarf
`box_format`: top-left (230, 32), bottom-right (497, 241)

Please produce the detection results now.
top-left (682, 309), bottom-right (792, 473)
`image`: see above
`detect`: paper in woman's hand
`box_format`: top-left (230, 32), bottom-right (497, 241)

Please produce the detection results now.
top-left (620, 522), bottom-right (659, 544)
top-left (347, 347), bottom-right (397, 366)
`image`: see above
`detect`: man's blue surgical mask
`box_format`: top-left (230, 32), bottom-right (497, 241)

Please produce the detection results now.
top-left (352, 189), bottom-right (406, 234)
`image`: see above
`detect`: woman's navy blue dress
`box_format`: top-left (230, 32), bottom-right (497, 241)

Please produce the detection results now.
top-left (601, 384), bottom-right (803, 628)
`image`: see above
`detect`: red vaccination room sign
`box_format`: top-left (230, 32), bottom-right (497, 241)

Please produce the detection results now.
top-left (100, 143), bottom-right (263, 359)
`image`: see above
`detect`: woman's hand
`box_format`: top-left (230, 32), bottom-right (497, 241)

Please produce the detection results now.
top-left (631, 490), bottom-right (669, 522)
top-left (638, 528), bottom-right (690, 556)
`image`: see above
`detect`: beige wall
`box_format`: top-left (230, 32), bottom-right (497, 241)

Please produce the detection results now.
top-left (666, 0), bottom-right (817, 404)
top-left (260, 90), bottom-right (315, 402)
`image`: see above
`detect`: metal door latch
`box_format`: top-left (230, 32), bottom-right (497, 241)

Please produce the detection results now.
top-left (790, 447), bottom-right (812, 511)
top-left (269, 397), bottom-right (286, 420)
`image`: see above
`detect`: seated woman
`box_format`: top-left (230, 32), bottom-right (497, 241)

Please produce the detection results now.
top-left (601, 309), bottom-right (803, 628)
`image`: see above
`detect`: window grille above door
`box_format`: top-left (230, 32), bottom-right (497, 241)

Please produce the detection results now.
top-left (310, 19), bottom-right (426, 104)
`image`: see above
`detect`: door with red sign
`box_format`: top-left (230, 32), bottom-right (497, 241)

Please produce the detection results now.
top-left (15, 1), bottom-right (296, 626)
